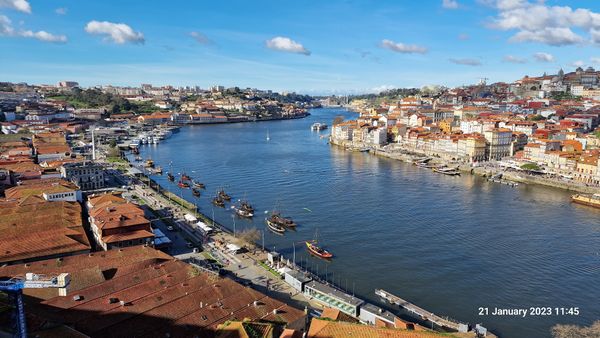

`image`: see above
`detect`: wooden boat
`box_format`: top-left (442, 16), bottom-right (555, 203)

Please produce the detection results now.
top-left (306, 240), bottom-right (333, 259)
top-left (266, 219), bottom-right (285, 234)
top-left (192, 180), bottom-right (205, 189)
top-left (267, 212), bottom-right (296, 228)
top-left (145, 159), bottom-right (154, 168)
top-left (178, 180), bottom-right (190, 188)
top-left (212, 196), bottom-right (225, 207)
top-left (155, 166), bottom-right (163, 175)
top-left (240, 201), bottom-right (254, 213)
top-left (433, 167), bottom-right (460, 176)
top-left (218, 189), bottom-right (231, 201)
top-left (235, 207), bottom-right (253, 218)
top-left (181, 173), bottom-right (191, 181)
top-left (192, 188), bottom-right (201, 197)
top-left (167, 172), bottom-right (175, 182)
top-left (571, 193), bottom-right (600, 209)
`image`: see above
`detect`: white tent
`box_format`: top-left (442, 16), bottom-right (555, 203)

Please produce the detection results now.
top-left (226, 243), bottom-right (242, 253)
top-left (184, 214), bottom-right (198, 222)
top-left (196, 221), bottom-right (213, 233)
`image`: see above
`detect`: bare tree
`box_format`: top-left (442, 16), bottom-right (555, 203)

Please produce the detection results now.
top-left (237, 227), bottom-right (260, 247)
top-left (552, 321), bottom-right (600, 338)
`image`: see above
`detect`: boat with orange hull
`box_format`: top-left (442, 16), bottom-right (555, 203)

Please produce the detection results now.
top-left (178, 181), bottom-right (190, 188)
top-left (306, 241), bottom-right (333, 259)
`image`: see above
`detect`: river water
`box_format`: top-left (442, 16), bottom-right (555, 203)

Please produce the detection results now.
top-left (140, 108), bottom-right (600, 338)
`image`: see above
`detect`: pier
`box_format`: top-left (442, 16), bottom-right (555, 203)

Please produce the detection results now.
top-left (375, 289), bottom-right (475, 334)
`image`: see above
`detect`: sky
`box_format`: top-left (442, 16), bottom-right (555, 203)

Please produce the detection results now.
top-left (1, 0), bottom-right (600, 94)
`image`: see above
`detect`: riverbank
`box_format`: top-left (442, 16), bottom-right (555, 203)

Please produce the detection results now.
top-left (330, 138), bottom-right (600, 195)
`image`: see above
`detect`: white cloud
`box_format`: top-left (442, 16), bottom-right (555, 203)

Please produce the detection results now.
top-left (509, 27), bottom-right (584, 46)
top-left (533, 52), bottom-right (554, 62)
top-left (0, 0), bottom-right (31, 13)
top-left (591, 57), bottom-right (600, 64)
top-left (484, 0), bottom-right (600, 46)
top-left (265, 36), bottom-right (310, 55)
top-left (0, 14), bottom-right (66, 43)
top-left (190, 31), bottom-right (210, 44)
top-left (55, 7), bottom-right (67, 15)
top-left (85, 20), bottom-right (144, 44)
top-left (449, 58), bottom-right (482, 66)
top-left (503, 55), bottom-right (527, 63)
top-left (21, 30), bottom-right (66, 43)
top-left (571, 60), bottom-right (585, 67)
top-left (380, 39), bottom-right (428, 54)
top-left (591, 29), bottom-right (600, 44)
top-left (442, 0), bottom-right (459, 9)
top-left (0, 14), bottom-right (15, 35)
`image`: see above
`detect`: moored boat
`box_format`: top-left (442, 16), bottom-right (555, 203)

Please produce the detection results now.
top-left (240, 201), bottom-right (254, 213)
top-left (305, 240), bottom-right (333, 259)
top-left (167, 172), bottom-right (175, 181)
top-left (155, 166), bottom-right (163, 175)
top-left (266, 219), bottom-right (285, 234)
top-left (267, 211), bottom-right (296, 228)
top-left (192, 188), bottom-right (201, 197)
top-left (212, 196), bottom-right (225, 207)
top-left (181, 173), bottom-right (191, 181)
top-left (178, 180), bottom-right (190, 188)
top-left (433, 167), bottom-right (460, 176)
top-left (218, 189), bottom-right (231, 201)
top-left (192, 180), bottom-right (205, 189)
top-left (571, 193), bottom-right (600, 209)
top-left (235, 207), bottom-right (253, 218)
top-left (145, 159), bottom-right (154, 168)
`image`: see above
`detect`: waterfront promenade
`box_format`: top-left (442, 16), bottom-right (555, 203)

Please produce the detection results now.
top-left (331, 138), bottom-right (600, 194)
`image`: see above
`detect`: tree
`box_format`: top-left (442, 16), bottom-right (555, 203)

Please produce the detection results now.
top-left (552, 321), bottom-right (600, 338)
top-left (521, 163), bottom-right (541, 171)
top-left (107, 146), bottom-right (120, 158)
top-left (109, 139), bottom-right (117, 148)
top-left (529, 115), bottom-right (546, 121)
top-left (237, 227), bottom-right (261, 248)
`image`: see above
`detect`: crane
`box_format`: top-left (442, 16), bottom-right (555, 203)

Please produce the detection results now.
top-left (0, 272), bottom-right (70, 338)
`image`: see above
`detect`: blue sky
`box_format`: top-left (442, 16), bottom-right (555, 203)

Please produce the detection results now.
top-left (1, 0), bottom-right (599, 94)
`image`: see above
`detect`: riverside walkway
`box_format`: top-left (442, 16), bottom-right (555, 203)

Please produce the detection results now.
top-left (375, 289), bottom-right (470, 333)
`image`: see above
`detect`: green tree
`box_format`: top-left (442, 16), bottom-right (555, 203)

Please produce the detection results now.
top-left (529, 115), bottom-right (546, 121)
top-left (109, 139), bottom-right (117, 148)
top-left (521, 163), bottom-right (541, 171)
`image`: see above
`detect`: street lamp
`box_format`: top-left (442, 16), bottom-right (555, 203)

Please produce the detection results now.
top-left (232, 214), bottom-right (236, 237)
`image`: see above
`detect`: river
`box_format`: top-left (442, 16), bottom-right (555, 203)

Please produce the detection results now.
top-left (139, 107), bottom-right (600, 338)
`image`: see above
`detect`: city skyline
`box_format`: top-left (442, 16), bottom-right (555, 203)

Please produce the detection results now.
top-left (1, 0), bottom-right (600, 93)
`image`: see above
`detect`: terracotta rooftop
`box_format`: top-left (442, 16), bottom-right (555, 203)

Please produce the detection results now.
top-left (0, 247), bottom-right (305, 337)
top-left (0, 197), bottom-right (90, 264)
top-left (307, 318), bottom-right (451, 338)
top-left (4, 178), bottom-right (79, 199)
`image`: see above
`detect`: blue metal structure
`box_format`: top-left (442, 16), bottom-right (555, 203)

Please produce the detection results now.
top-left (0, 273), bottom-right (69, 338)
top-left (0, 280), bottom-right (28, 338)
